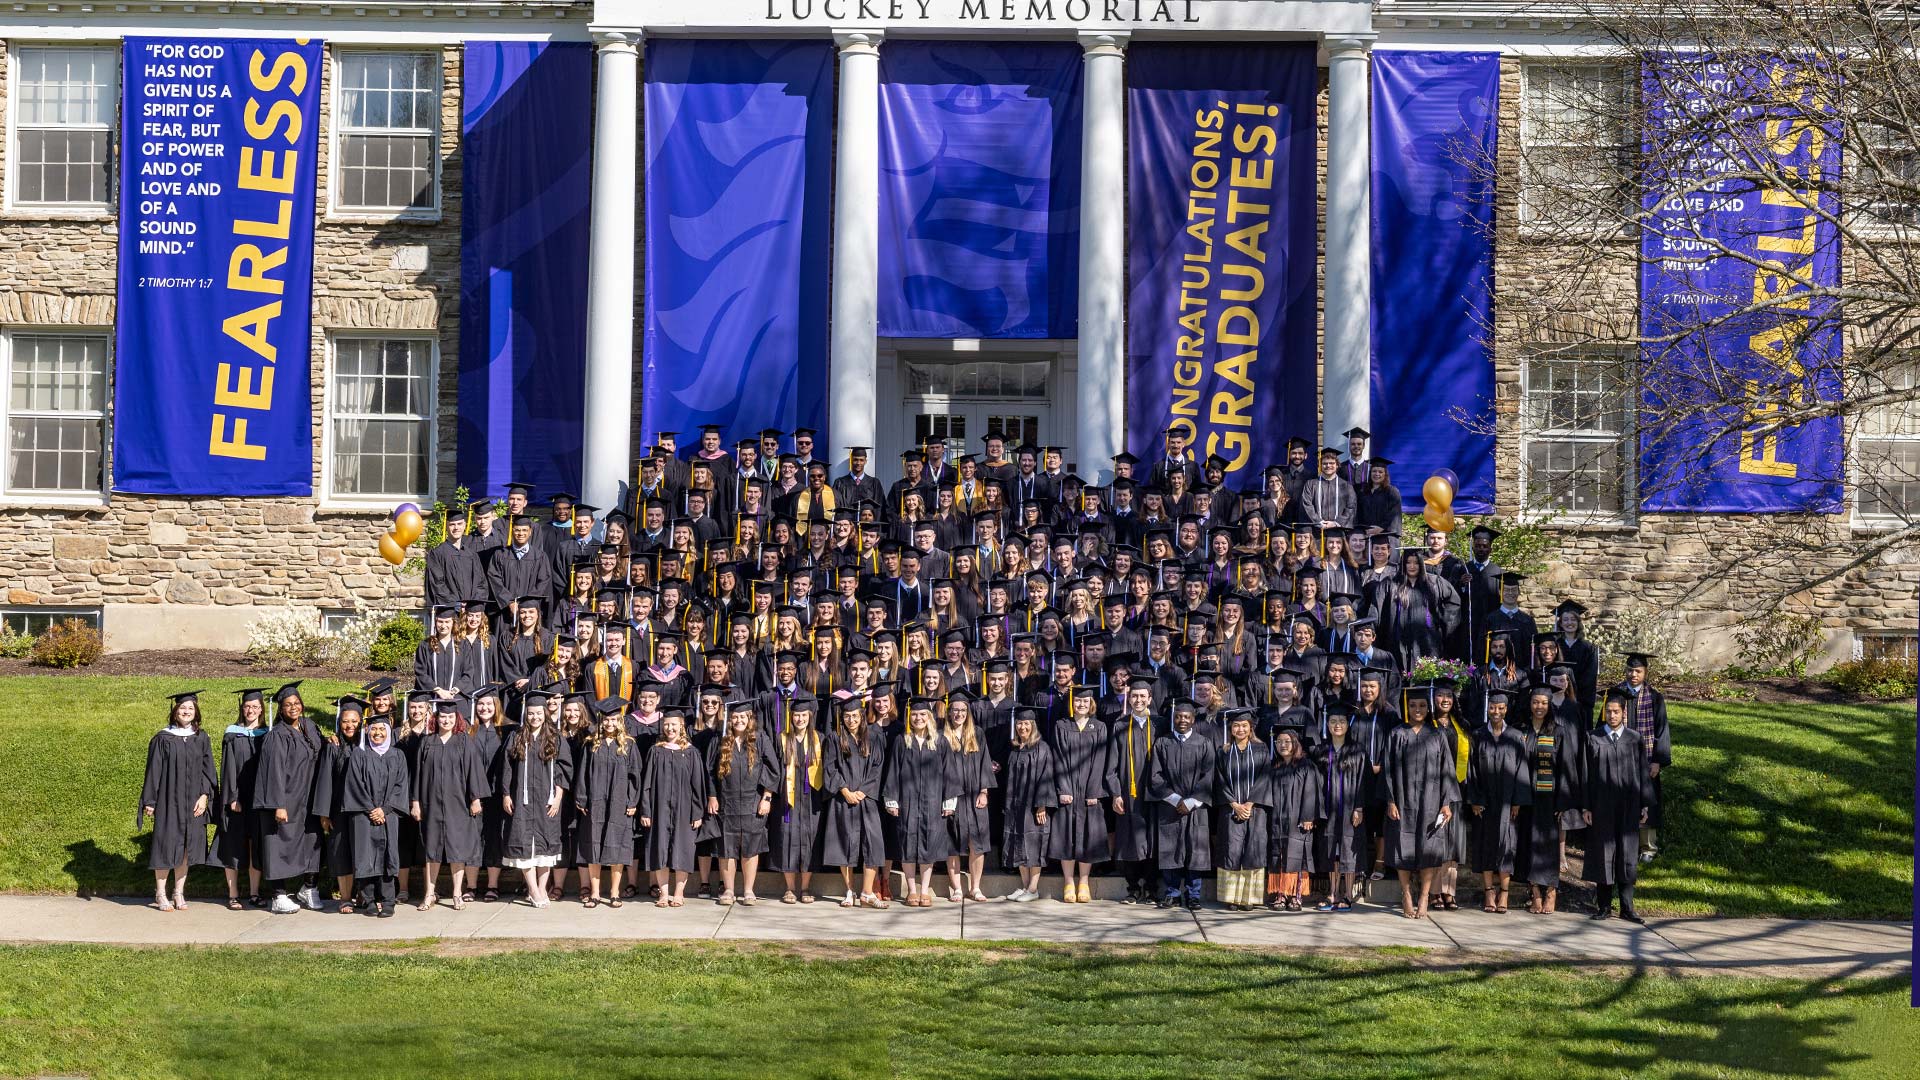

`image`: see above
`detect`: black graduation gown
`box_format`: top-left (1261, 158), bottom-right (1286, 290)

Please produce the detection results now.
top-left (137, 728), bottom-right (217, 870)
top-left (317, 738), bottom-right (359, 876)
top-left (999, 742), bottom-right (1058, 867)
top-left (943, 734), bottom-right (996, 855)
top-left (1613, 683), bottom-right (1672, 829)
top-left (822, 733), bottom-right (885, 868)
top-left (1378, 576), bottom-right (1460, 671)
top-left (1046, 718), bottom-right (1111, 862)
top-left (1106, 716), bottom-right (1160, 863)
top-left (574, 738), bottom-right (643, 865)
top-left (1580, 729), bottom-right (1656, 886)
top-left (1348, 706), bottom-right (1401, 816)
top-left (1266, 756), bottom-right (1323, 873)
top-left (705, 735), bottom-right (777, 859)
top-left (640, 743), bottom-right (708, 871)
top-left (1517, 721), bottom-right (1583, 887)
top-left (413, 642), bottom-right (466, 696)
top-left (1465, 724), bottom-right (1533, 874)
top-left (214, 728), bottom-right (265, 870)
top-left (395, 729), bottom-right (428, 866)
top-left (413, 733), bottom-right (488, 866)
top-left (882, 735), bottom-right (956, 864)
top-left (1311, 738), bottom-right (1370, 873)
top-left (1432, 717), bottom-right (1473, 863)
top-left (1381, 724), bottom-right (1461, 871)
top-left (486, 546), bottom-right (554, 621)
top-left (768, 731), bottom-right (828, 874)
top-left (424, 539), bottom-right (485, 613)
top-left (1147, 732), bottom-right (1216, 871)
top-left (470, 723), bottom-right (508, 866)
top-left (254, 719), bottom-right (323, 879)
top-left (340, 746), bottom-right (410, 879)
top-left (561, 728), bottom-right (594, 868)
top-left (1212, 741), bottom-right (1271, 872)
top-left (502, 734), bottom-right (574, 863)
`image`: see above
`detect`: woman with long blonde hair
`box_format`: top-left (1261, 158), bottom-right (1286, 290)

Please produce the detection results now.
top-left (706, 700), bottom-right (774, 906)
top-left (941, 694), bottom-right (994, 902)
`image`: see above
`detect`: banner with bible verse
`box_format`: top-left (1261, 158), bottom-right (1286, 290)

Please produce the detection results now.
top-left (1639, 54), bottom-right (1845, 512)
top-left (1124, 42), bottom-right (1318, 477)
top-left (114, 38), bottom-right (320, 496)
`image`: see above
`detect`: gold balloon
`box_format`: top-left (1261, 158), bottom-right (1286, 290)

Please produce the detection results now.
top-left (392, 509), bottom-right (425, 546)
top-left (1422, 475), bottom-right (1455, 512)
top-left (1423, 506), bottom-right (1456, 533)
top-left (378, 533), bottom-right (406, 565)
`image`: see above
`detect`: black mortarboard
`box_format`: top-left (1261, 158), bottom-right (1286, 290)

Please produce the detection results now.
top-left (1342, 427), bottom-right (1370, 440)
top-left (272, 682), bottom-right (303, 704)
top-left (233, 687), bottom-right (270, 703)
top-left (166, 689), bottom-right (204, 703)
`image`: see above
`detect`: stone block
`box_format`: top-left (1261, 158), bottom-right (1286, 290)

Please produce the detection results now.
top-left (52, 535), bottom-right (107, 559)
top-left (213, 587), bottom-right (253, 605)
top-left (263, 504), bottom-right (313, 526)
top-left (8, 588), bottom-right (38, 604)
top-left (148, 523), bottom-right (189, 546)
top-left (165, 575), bottom-right (209, 604)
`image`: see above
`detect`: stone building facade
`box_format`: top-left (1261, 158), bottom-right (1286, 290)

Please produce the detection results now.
top-left (0, 1), bottom-right (1911, 663)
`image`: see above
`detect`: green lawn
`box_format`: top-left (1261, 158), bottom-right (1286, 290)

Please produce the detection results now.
top-left (0, 943), bottom-right (1911, 1079)
top-left (0, 676), bottom-right (1911, 918)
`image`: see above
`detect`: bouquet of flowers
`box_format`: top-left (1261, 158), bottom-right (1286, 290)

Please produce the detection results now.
top-left (1407, 656), bottom-right (1478, 689)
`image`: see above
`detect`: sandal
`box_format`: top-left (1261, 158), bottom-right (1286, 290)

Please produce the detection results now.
top-left (840, 894), bottom-right (858, 908)
top-left (482, 888), bottom-right (499, 903)
top-left (337, 902), bottom-right (357, 916)
top-left (740, 893), bottom-right (757, 907)
top-left (969, 889), bottom-right (987, 902)
top-left (782, 891), bottom-right (798, 905)
top-left (718, 892), bottom-right (736, 906)
top-left (461, 891), bottom-right (476, 904)
top-left (799, 891), bottom-right (816, 904)
top-left (667, 898), bottom-right (683, 908)
top-left (1483, 899), bottom-right (1498, 913)
top-left (948, 888), bottom-right (962, 903)
top-left (608, 898), bottom-right (624, 909)
top-left (860, 892), bottom-right (887, 909)
top-left (418, 892), bottom-right (439, 911)
top-left (451, 897), bottom-right (466, 911)
top-left (1315, 899), bottom-right (1336, 911)
top-left (582, 897), bottom-right (599, 909)
top-left (655, 896), bottom-right (670, 908)
top-left (153, 896), bottom-right (173, 912)
top-left (1335, 899), bottom-right (1353, 911)
top-left (698, 883), bottom-right (712, 899)
top-left (248, 894), bottom-right (265, 908)
top-left (226, 897), bottom-right (244, 911)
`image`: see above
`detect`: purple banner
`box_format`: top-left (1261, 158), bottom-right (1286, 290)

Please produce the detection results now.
top-left (1124, 43), bottom-right (1318, 476)
top-left (457, 41), bottom-right (592, 498)
top-left (877, 41), bottom-right (1082, 339)
top-left (1639, 55), bottom-right (1844, 512)
top-left (1369, 50), bottom-right (1499, 514)
top-left (642, 39), bottom-right (833, 449)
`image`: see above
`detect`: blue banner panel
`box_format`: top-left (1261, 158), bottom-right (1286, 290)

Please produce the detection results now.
top-left (642, 39), bottom-right (832, 449)
top-left (457, 41), bottom-right (592, 498)
top-left (1369, 50), bottom-right (1500, 514)
top-left (877, 41), bottom-right (1082, 339)
top-left (114, 38), bottom-right (320, 495)
top-left (1639, 55), bottom-right (1844, 512)
top-left (1124, 43), bottom-right (1318, 477)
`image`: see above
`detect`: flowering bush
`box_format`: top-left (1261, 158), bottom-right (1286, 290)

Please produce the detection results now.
top-left (1407, 656), bottom-right (1477, 688)
top-left (325, 608), bottom-right (401, 669)
top-left (30, 619), bottom-right (103, 668)
top-left (0, 623), bottom-right (33, 660)
top-left (243, 608), bottom-right (329, 669)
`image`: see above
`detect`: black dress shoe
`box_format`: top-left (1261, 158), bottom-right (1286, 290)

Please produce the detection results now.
top-left (1588, 908), bottom-right (1611, 921)
top-left (1120, 889), bottom-right (1140, 906)
top-left (1619, 909), bottom-right (1645, 924)
top-left (1183, 896), bottom-right (1202, 911)
top-left (378, 903), bottom-right (395, 919)
top-left (1154, 895), bottom-right (1176, 909)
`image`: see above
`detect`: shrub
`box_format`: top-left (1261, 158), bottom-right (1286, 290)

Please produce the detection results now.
top-left (0, 623), bottom-right (34, 659)
top-left (1587, 605), bottom-right (1682, 685)
top-left (367, 612), bottom-right (425, 672)
top-left (1399, 511), bottom-right (1562, 576)
top-left (1821, 657), bottom-right (1918, 700)
top-left (324, 608), bottom-right (396, 669)
top-left (1732, 612), bottom-right (1824, 677)
top-left (30, 618), bottom-right (103, 669)
top-left (405, 485), bottom-right (470, 573)
top-left (243, 608), bottom-right (329, 669)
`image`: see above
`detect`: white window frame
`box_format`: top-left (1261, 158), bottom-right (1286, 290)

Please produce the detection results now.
top-left (328, 47), bottom-right (442, 221)
top-left (1851, 118), bottom-right (1920, 239)
top-left (1518, 61), bottom-right (1634, 237)
top-left (1517, 345), bottom-right (1638, 526)
top-left (1, 605), bottom-right (102, 636)
top-left (320, 332), bottom-right (438, 509)
top-left (4, 43), bottom-right (119, 216)
top-left (0, 327), bottom-right (112, 505)
top-left (1849, 356), bottom-right (1920, 529)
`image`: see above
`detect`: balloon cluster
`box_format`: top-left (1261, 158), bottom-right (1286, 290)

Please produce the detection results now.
top-left (1421, 470), bottom-right (1459, 534)
top-left (377, 503), bottom-right (426, 565)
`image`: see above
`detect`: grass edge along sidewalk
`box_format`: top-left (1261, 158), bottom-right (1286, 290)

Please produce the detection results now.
top-left (0, 676), bottom-right (1911, 919)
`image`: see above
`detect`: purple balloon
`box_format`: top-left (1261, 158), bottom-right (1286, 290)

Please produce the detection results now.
top-left (393, 502), bottom-right (419, 519)
top-left (1434, 469), bottom-right (1459, 493)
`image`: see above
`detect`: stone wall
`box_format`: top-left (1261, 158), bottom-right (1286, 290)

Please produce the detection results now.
top-left (1488, 56), bottom-right (1918, 667)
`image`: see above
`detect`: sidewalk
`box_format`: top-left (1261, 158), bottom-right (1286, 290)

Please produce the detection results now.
top-left (0, 893), bottom-right (1906, 979)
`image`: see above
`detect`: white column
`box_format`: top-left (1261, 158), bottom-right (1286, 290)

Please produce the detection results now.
top-left (1323, 36), bottom-right (1373, 454)
top-left (581, 28), bottom-right (641, 512)
top-left (829, 30), bottom-right (883, 471)
top-left (1076, 31), bottom-right (1127, 485)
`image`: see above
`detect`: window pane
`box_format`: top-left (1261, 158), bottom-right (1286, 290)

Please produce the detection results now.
top-left (339, 134), bottom-right (433, 210)
top-left (16, 129), bottom-right (110, 206)
top-left (10, 336), bottom-right (107, 413)
top-left (1855, 438), bottom-right (1920, 517)
top-left (8, 416), bottom-right (102, 492)
top-left (1526, 439), bottom-right (1625, 514)
top-left (18, 47), bottom-right (111, 126)
top-left (331, 339), bottom-right (431, 497)
top-left (1526, 352), bottom-right (1628, 435)
top-left (332, 418), bottom-right (427, 496)
top-left (2, 609), bottom-right (101, 636)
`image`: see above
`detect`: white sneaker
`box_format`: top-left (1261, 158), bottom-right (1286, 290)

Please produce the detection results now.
top-left (269, 893), bottom-right (299, 915)
top-left (1006, 888), bottom-right (1029, 902)
top-left (1014, 889), bottom-right (1038, 903)
top-left (297, 885), bottom-right (325, 911)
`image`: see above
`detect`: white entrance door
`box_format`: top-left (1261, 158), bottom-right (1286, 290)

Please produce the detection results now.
top-left (900, 354), bottom-right (1054, 461)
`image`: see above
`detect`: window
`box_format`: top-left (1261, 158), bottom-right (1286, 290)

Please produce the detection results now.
top-left (4, 332), bottom-right (108, 496)
top-left (904, 359), bottom-right (1051, 399)
top-left (1856, 121), bottom-right (1920, 228)
top-left (1520, 63), bottom-right (1632, 230)
top-left (1853, 358), bottom-right (1920, 520)
top-left (1521, 347), bottom-right (1634, 516)
top-left (327, 336), bottom-right (433, 501)
top-left (1855, 634), bottom-right (1917, 662)
top-left (2, 607), bottom-right (101, 636)
top-left (8, 46), bottom-right (117, 210)
top-left (333, 51), bottom-right (439, 213)
top-left (321, 608), bottom-right (361, 636)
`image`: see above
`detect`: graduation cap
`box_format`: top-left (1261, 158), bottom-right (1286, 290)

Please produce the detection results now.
top-left (1499, 571), bottom-right (1526, 587)
top-left (233, 687), bottom-right (270, 704)
top-left (272, 682), bottom-right (304, 705)
top-left (591, 696), bottom-right (629, 717)
top-left (1342, 426), bottom-right (1371, 440)
top-left (1482, 688), bottom-right (1515, 709)
top-left (1604, 686), bottom-right (1637, 708)
top-left (1622, 651), bottom-right (1656, 668)
top-left (1317, 446), bottom-right (1342, 459)
top-left (1285, 436), bottom-right (1314, 452)
top-left (1554, 599), bottom-right (1589, 617)
top-left (468, 498), bottom-right (494, 514)
top-left (166, 689), bottom-right (205, 704)
top-left (1358, 665), bottom-right (1392, 683)
top-left (725, 697), bottom-right (758, 713)
top-left (1368, 456), bottom-right (1394, 470)
top-left (523, 688), bottom-right (557, 707)
top-left (434, 698), bottom-right (462, 715)
top-left (1469, 523), bottom-right (1501, 541)
top-left (335, 695), bottom-right (368, 716)
top-left (406, 688), bottom-right (436, 704)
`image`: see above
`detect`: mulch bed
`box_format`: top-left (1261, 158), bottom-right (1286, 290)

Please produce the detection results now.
top-left (0, 649), bottom-right (385, 684)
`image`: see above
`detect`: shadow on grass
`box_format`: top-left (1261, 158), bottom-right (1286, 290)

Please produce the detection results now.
top-left (64, 837), bottom-right (151, 898)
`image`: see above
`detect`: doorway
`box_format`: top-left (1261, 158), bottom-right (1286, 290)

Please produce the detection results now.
top-left (877, 340), bottom-right (1077, 468)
